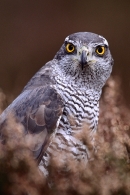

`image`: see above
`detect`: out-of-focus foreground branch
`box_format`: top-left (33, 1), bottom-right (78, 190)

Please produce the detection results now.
top-left (0, 76), bottom-right (130, 195)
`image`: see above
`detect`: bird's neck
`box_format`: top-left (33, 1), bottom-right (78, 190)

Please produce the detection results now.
top-left (53, 61), bottom-right (102, 94)
top-left (54, 72), bottom-right (101, 98)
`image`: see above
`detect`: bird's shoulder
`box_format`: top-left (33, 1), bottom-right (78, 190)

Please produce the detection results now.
top-left (23, 60), bottom-right (57, 91)
top-left (0, 59), bottom-right (64, 161)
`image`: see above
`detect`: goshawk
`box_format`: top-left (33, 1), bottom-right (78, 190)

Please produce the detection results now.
top-left (0, 32), bottom-right (113, 176)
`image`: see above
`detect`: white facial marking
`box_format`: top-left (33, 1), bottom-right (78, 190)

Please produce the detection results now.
top-left (99, 35), bottom-right (109, 46)
top-left (65, 36), bottom-right (69, 42)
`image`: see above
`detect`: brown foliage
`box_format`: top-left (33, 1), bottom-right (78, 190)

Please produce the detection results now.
top-left (0, 76), bottom-right (130, 195)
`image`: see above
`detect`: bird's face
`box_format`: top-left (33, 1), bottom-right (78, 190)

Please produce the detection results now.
top-left (54, 32), bottom-right (113, 91)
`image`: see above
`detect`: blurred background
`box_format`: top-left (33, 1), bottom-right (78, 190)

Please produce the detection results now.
top-left (0, 0), bottom-right (130, 105)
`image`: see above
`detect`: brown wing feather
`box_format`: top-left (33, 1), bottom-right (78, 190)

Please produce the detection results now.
top-left (24, 87), bottom-right (64, 162)
top-left (0, 85), bottom-right (64, 162)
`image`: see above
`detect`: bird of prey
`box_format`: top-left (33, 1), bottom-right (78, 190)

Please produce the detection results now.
top-left (0, 32), bottom-right (113, 176)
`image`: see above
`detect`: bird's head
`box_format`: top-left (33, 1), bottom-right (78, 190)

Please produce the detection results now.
top-left (54, 32), bottom-right (114, 91)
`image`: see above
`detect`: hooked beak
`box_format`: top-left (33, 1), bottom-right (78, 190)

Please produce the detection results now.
top-left (80, 50), bottom-right (87, 70)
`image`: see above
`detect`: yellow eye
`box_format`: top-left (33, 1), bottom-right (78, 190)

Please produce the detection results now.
top-left (95, 46), bottom-right (105, 56)
top-left (66, 43), bottom-right (75, 53)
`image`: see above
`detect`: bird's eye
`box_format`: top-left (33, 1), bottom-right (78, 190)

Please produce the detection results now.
top-left (95, 46), bottom-right (105, 56)
top-left (66, 43), bottom-right (75, 53)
